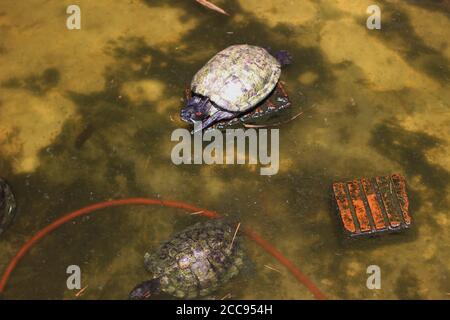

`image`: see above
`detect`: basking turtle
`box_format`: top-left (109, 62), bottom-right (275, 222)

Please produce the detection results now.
top-left (183, 79), bottom-right (291, 131)
top-left (180, 44), bottom-right (292, 132)
top-left (0, 178), bottom-right (16, 235)
top-left (129, 220), bottom-right (244, 299)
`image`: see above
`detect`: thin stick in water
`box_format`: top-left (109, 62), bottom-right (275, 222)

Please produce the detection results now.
top-left (264, 264), bottom-right (282, 274)
top-left (244, 104), bottom-right (317, 129)
top-left (228, 222), bottom-right (241, 251)
top-left (196, 0), bottom-right (230, 16)
top-left (75, 285), bottom-right (88, 297)
top-left (220, 293), bottom-right (232, 300)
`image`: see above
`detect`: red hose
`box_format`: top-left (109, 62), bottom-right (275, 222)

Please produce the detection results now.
top-left (0, 198), bottom-right (327, 300)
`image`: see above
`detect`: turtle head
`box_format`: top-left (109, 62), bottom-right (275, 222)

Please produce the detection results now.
top-left (181, 95), bottom-right (211, 123)
top-left (129, 279), bottom-right (161, 300)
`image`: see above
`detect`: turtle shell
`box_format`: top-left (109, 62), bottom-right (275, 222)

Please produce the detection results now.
top-left (191, 44), bottom-right (281, 112)
top-left (210, 82), bottom-right (291, 130)
top-left (144, 220), bottom-right (244, 299)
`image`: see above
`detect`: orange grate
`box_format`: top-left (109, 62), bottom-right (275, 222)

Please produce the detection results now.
top-left (332, 174), bottom-right (412, 237)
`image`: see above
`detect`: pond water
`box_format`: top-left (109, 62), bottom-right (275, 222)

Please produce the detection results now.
top-left (0, 0), bottom-right (449, 299)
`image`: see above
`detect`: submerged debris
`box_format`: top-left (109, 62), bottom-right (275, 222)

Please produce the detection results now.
top-left (189, 210), bottom-right (204, 215)
top-left (243, 104), bottom-right (315, 129)
top-left (264, 264), bottom-right (282, 274)
top-left (0, 178), bottom-right (17, 236)
top-left (333, 174), bottom-right (412, 238)
top-left (220, 293), bottom-right (232, 300)
top-left (228, 222), bottom-right (241, 251)
top-left (75, 285), bottom-right (88, 297)
top-left (74, 123), bottom-right (95, 149)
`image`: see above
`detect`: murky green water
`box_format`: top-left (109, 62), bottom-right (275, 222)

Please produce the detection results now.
top-left (0, 0), bottom-right (449, 299)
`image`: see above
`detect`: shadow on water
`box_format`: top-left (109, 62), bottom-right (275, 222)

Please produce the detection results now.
top-left (370, 120), bottom-right (450, 212)
top-left (363, 1), bottom-right (450, 84)
top-left (1, 68), bottom-right (61, 96)
top-left (395, 267), bottom-right (423, 299)
top-left (406, 0), bottom-right (450, 18)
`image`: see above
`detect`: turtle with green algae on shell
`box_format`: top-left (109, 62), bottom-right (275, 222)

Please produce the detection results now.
top-left (0, 178), bottom-right (16, 236)
top-left (180, 44), bottom-right (292, 132)
top-left (129, 220), bottom-right (244, 299)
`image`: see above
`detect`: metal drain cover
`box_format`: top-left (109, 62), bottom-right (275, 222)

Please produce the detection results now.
top-left (332, 174), bottom-right (412, 237)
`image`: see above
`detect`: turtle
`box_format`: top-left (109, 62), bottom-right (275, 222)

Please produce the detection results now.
top-left (0, 178), bottom-right (16, 236)
top-left (180, 44), bottom-right (292, 132)
top-left (129, 220), bottom-right (244, 299)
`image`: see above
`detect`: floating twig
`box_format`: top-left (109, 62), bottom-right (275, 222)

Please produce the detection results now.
top-left (228, 222), bottom-right (241, 251)
top-left (190, 210), bottom-right (204, 215)
top-left (244, 104), bottom-right (317, 128)
top-left (264, 264), bottom-right (282, 274)
top-left (196, 0), bottom-right (230, 16)
top-left (220, 293), bottom-right (232, 300)
top-left (75, 285), bottom-right (88, 297)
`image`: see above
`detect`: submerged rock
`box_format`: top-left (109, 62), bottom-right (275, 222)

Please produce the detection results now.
top-left (0, 178), bottom-right (17, 235)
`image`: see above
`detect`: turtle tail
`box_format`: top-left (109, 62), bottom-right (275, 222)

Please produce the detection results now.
top-left (273, 50), bottom-right (293, 67)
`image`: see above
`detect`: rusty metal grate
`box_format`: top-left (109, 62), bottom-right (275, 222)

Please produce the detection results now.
top-left (332, 174), bottom-right (412, 237)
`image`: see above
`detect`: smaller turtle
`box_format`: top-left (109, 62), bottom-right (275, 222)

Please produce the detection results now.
top-left (0, 178), bottom-right (17, 235)
top-left (129, 220), bottom-right (244, 299)
top-left (181, 44), bottom-right (292, 132)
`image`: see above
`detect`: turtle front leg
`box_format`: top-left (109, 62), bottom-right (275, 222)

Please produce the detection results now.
top-left (193, 110), bottom-right (236, 133)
